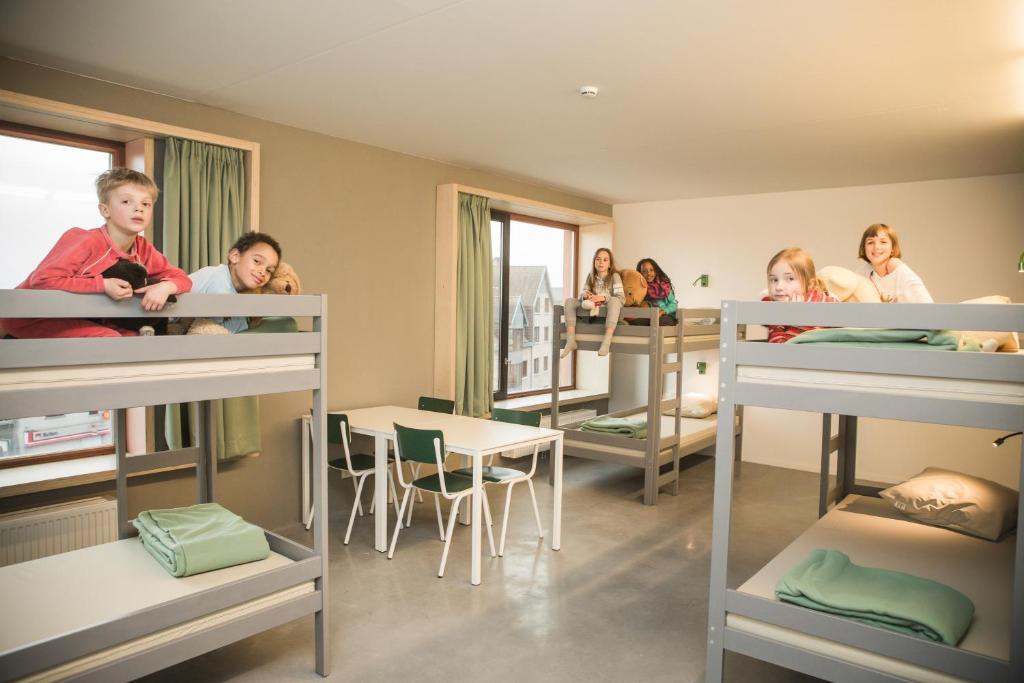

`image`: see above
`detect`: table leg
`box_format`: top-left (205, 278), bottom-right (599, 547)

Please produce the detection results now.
top-left (471, 452), bottom-right (482, 585)
top-left (375, 434), bottom-right (388, 552)
top-left (552, 435), bottom-right (563, 551)
top-left (459, 453), bottom-right (471, 525)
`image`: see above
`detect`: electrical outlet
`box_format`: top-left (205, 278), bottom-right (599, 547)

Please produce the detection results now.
top-left (696, 361), bottom-right (707, 374)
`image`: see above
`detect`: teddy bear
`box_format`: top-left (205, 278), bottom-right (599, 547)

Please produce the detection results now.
top-left (817, 266), bottom-right (882, 303)
top-left (619, 268), bottom-right (667, 325)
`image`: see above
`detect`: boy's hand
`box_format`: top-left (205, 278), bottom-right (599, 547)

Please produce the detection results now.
top-left (103, 278), bottom-right (133, 301)
top-left (135, 281), bottom-right (178, 311)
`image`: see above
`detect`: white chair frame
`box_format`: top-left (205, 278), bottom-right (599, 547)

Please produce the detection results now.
top-left (389, 433), bottom-right (497, 577)
top-left (329, 418), bottom-right (401, 545)
top-left (475, 444), bottom-right (544, 556)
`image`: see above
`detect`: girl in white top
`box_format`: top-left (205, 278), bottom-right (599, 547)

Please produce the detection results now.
top-left (560, 247), bottom-right (625, 357)
top-left (855, 223), bottom-right (933, 303)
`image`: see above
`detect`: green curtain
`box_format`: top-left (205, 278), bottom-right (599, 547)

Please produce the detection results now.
top-left (162, 138), bottom-right (255, 460)
top-left (455, 193), bottom-right (493, 416)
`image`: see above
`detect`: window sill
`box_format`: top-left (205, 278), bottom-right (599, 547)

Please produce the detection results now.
top-left (0, 454), bottom-right (196, 498)
top-left (0, 455), bottom-right (116, 498)
top-left (495, 388), bottom-right (609, 412)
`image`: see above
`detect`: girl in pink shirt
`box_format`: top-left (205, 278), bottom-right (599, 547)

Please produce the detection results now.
top-left (760, 247), bottom-right (839, 343)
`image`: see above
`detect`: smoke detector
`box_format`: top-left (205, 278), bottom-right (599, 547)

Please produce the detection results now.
top-left (579, 86), bottom-right (599, 98)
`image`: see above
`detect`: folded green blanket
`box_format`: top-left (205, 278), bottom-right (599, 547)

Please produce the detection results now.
top-left (579, 415), bottom-right (647, 439)
top-left (133, 503), bottom-right (270, 577)
top-left (788, 328), bottom-right (960, 350)
top-left (775, 549), bottom-right (974, 645)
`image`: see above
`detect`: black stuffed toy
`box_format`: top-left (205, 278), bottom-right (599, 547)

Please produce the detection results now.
top-left (97, 259), bottom-right (177, 334)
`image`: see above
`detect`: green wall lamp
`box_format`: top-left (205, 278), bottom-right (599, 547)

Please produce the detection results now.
top-left (1018, 250), bottom-right (1024, 273)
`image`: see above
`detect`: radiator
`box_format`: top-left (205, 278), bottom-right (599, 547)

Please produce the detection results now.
top-left (0, 497), bottom-right (117, 566)
top-left (502, 408), bottom-right (597, 459)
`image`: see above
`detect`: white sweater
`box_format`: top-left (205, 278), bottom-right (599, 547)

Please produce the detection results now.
top-left (855, 261), bottom-right (933, 303)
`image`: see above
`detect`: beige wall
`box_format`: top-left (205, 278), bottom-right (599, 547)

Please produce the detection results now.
top-left (0, 59), bottom-right (611, 528)
top-left (612, 174), bottom-right (1024, 487)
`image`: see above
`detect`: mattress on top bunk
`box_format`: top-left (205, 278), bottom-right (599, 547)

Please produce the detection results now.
top-left (0, 538), bottom-right (313, 679)
top-left (0, 355), bottom-right (315, 392)
top-left (737, 363), bottom-right (1024, 405)
top-left (729, 494), bottom-right (1014, 680)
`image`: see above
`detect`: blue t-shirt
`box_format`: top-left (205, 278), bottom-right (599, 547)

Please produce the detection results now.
top-left (188, 264), bottom-right (247, 333)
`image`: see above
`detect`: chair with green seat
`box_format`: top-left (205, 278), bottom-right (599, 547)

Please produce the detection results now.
top-left (403, 396), bottom-right (457, 523)
top-left (327, 414), bottom-right (399, 545)
top-left (390, 423), bottom-right (496, 577)
top-left (453, 408), bottom-right (544, 556)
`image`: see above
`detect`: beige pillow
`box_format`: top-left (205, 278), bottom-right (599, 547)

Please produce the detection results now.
top-left (818, 266), bottom-right (882, 303)
top-left (680, 392), bottom-right (717, 418)
top-left (880, 467), bottom-right (1018, 541)
top-left (957, 295), bottom-right (1019, 352)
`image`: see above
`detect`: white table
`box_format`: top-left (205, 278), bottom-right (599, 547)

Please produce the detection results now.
top-left (336, 405), bottom-right (564, 585)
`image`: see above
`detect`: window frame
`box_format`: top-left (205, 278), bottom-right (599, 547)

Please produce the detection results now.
top-left (0, 120), bottom-right (125, 166)
top-left (0, 122), bottom-right (126, 469)
top-left (492, 210), bottom-right (578, 400)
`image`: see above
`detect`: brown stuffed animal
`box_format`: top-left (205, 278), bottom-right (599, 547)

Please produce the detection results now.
top-left (242, 261), bottom-right (301, 328)
top-left (620, 268), bottom-right (658, 325)
top-left (621, 268), bottom-right (647, 307)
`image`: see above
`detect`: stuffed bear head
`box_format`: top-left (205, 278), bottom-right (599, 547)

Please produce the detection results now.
top-left (620, 268), bottom-right (648, 307)
top-left (242, 261), bottom-right (301, 296)
top-left (818, 266), bottom-right (882, 303)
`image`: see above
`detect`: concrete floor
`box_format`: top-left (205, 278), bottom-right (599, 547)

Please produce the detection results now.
top-left (142, 455), bottom-right (823, 683)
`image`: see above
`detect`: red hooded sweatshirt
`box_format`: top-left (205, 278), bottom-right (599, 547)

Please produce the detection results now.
top-left (2, 226), bottom-right (192, 336)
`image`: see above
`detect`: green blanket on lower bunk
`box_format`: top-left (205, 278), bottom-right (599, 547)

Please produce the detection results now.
top-left (775, 549), bottom-right (974, 645)
top-left (133, 503), bottom-right (270, 578)
top-left (579, 415), bottom-right (647, 439)
top-left (787, 328), bottom-right (962, 350)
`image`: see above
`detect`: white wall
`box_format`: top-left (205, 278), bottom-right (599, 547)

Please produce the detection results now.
top-left (612, 174), bottom-right (1024, 487)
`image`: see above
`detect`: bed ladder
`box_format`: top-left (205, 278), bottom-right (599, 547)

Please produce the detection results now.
top-left (113, 402), bottom-right (218, 539)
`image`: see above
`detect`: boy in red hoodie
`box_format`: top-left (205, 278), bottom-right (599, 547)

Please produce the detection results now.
top-left (3, 168), bottom-right (191, 338)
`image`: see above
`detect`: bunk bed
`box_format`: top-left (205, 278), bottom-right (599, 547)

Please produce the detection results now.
top-left (706, 301), bottom-right (1023, 682)
top-left (0, 290), bottom-right (330, 682)
top-left (550, 305), bottom-right (744, 505)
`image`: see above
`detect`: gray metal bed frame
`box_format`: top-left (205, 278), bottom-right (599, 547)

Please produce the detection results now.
top-left (0, 290), bottom-right (330, 682)
top-left (550, 304), bottom-right (744, 506)
top-left (706, 301), bottom-right (1024, 682)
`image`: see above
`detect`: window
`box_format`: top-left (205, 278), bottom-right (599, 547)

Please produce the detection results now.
top-left (492, 211), bottom-right (577, 399)
top-left (0, 122), bottom-right (124, 469)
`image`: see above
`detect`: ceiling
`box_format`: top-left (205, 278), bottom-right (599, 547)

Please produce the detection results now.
top-left (1, 0), bottom-right (1022, 204)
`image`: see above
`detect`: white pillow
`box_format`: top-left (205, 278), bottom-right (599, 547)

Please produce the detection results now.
top-left (680, 392), bottom-right (717, 418)
top-left (879, 467), bottom-right (1018, 541)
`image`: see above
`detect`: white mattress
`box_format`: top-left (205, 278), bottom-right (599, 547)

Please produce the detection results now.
top-left (738, 365), bottom-right (1024, 405)
top-left (0, 539), bottom-right (314, 681)
top-left (728, 495), bottom-right (1014, 682)
top-left (0, 355), bottom-right (315, 392)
